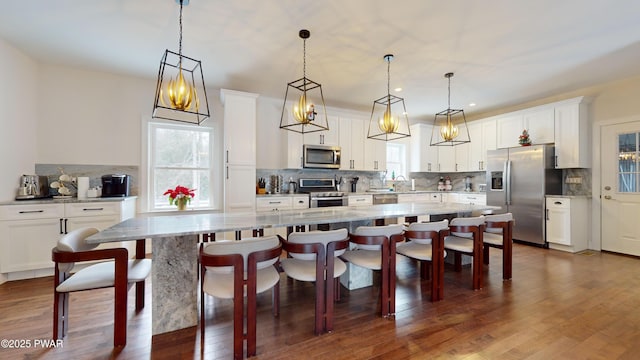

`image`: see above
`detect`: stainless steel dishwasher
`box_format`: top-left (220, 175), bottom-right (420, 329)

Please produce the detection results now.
top-left (372, 193), bottom-right (398, 225)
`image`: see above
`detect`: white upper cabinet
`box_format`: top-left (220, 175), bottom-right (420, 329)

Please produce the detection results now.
top-left (468, 119), bottom-right (496, 171)
top-left (554, 97), bottom-right (590, 168)
top-left (438, 146), bottom-right (456, 172)
top-left (364, 137), bottom-right (387, 171)
top-left (283, 129), bottom-right (304, 169)
top-left (496, 113), bottom-right (525, 148)
top-left (303, 115), bottom-right (339, 146)
top-left (339, 117), bottom-right (365, 170)
top-left (222, 90), bottom-right (258, 166)
top-left (409, 124), bottom-right (439, 172)
top-left (523, 107), bottom-right (555, 144)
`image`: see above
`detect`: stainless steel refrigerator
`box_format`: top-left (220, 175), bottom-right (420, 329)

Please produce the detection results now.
top-left (486, 145), bottom-right (562, 246)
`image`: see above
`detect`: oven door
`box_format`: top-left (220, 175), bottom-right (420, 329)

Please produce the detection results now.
top-left (310, 196), bottom-right (348, 208)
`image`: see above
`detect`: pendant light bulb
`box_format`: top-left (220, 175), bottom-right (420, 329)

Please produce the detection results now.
top-left (378, 103), bottom-right (399, 133)
top-left (293, 93), bottom-right (316, 124)
top-left (440, 112), bottom-right (459, 141)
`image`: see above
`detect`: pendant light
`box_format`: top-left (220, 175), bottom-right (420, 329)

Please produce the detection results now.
top-left (430, 72), bottom-right (470, 146)
top-left (280, 29), bottom-right (329, 134)
top-left (367, 54), bottom-right (411, 141)
top-left (152, 0), bottom-right (210, 125)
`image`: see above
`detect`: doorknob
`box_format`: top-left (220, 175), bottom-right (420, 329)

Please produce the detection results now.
top-left (604, 195), bottom-right (612, 199)
top-left (604, 186), bottom-right (611, 190)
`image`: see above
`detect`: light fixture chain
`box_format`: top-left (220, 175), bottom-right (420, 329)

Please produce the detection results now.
top-left (178, 0), bottom-right (183, 57)
top-left (387, 58), bottom-right (391, 97)
top-left (447, 74), bottom-right (452, 110)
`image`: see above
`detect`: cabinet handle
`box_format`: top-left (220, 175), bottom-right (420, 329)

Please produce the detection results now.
top-left (59, 218), bottom-right (64, 234)
top-left (427, 163), bottom-right (431, 172)
top-left (455, 164), bottom-right (459, 172)
top-left (226, 150), bottom-right (229, 163)
top-left (64, 218), bottom-right (68, 234)
top-left (18, 210), bottom-right (44, 214)
top-left (438, 164), bottom-right (441, 171)
top-left (554, 155), bottom-right (558, 168)
top-left (268, 201), bottom-right (281, 204)
top-left (546, 209), bottom-right (550, 220)
top-left (82, 207), bottom-right (104, 211)
top-left (226, 166), bottom-right (229, 180)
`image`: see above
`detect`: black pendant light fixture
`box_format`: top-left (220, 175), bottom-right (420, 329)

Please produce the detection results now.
top-left (152, 0), bottom-right (210, 125)
top-left (280, 29), bottom-right (329, 134)
top-left (367, 54), bottom-right (411, 141)
top-left (430, 72), bottom-right (470, 146)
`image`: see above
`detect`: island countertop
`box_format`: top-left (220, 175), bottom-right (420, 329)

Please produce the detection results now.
top-left (87, 202), bottom-right (499, 244)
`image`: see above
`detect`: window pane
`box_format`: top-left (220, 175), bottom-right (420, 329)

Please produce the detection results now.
top-left (154, 128), bottom-right (210, 168)
top-left (153, 169), bottom-right (210, 209)
top-left (618, 132), bottom-right (639, 193)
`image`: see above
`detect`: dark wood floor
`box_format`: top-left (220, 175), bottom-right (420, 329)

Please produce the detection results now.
top-left (2, 243), bottom-right (640, 360)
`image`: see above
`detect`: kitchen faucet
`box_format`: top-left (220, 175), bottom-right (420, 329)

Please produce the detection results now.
top-left (393, 175), bottom-right (407, 191)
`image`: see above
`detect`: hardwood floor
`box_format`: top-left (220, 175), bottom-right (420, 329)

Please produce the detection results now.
top-left (2, 243), bottom-right (640, 359)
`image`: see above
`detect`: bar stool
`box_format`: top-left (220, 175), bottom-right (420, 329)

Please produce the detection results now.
top-left (483, 213), bottom-right (514, 280)
top-left (443, 215), bottom-right (486, 290)
top-left (396, 220), bottom-right (450, 301)
top-left (341, 224), bottom-right (404, 317)
top-left (280, 229), bottom-right (349, 335)
top-left (199, 235), bottom-right (282, 359)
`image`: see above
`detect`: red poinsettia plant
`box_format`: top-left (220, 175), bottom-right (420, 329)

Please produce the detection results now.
top-left (163, 185), bottom-right (196, 206)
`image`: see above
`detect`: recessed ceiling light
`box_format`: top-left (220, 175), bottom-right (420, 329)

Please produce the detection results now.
top-left (469, 103), bottom-right (476, 107)
top-left (394, 87), bottom-right (402, 92)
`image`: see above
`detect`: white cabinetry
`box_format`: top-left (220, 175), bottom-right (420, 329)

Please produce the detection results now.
top-left (468, 119), bottom-right (496, 171)
top-left (0, 199), bottom-right (136, 277)
top-left (292, 196), bottom-right (309, 209)
top-left (222, 89), bottom-right (259, 212)
top-left (364, 138), bottom-right (387, 171)
top-left (410, 124), bottom-right (439, 172)
top-left (304, 115), bottom-right (339, 146)
top-left (496, 107), bottom-right (554, 149)
top-left (546, 196), bottom-right (589, 252)
top-left (256, 197), bottom-right (293, 212)
top-left (456, 193), bottom-right (487, 205)
top-left (496, 114), bottom-right (524, 149)
top-left (348, 194), bottom-right (373, 207)
top-left (340, 117), bottom-right (366, 170)
top-left (554, 97), bottom-right (590, 168)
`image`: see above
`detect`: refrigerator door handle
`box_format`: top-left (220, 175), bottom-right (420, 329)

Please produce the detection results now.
top-left (506, 160), bottom-right (512, 205)
top-left (502, 161), bottom-right (508, 205)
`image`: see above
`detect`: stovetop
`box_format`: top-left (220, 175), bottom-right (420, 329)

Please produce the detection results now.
top-left (307, 191), bottom-right (346, 198)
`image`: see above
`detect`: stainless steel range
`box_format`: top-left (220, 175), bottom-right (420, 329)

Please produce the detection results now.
top-left (298, 178), bottom-right (348, 208)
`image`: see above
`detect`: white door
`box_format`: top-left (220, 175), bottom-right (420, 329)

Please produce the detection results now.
top-left (601, 121), bottom-right (640, 255)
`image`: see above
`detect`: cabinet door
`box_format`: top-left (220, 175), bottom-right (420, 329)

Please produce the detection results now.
top-left (284, 129), bottom-right (303, 169)
top-left (256, 197), bottom-right (292, 212)
top-left (222, 90), bottom-right (258, 166)
top-left (438, 146), bottom-right (456, 172)
top-left (292, 196), bottom-right (309, 209)
top-left (364, 138), bottom-right (387, 171)
top-left (348, 195), bottom-right (373, 207)
top-left (225, 165), bottom-right (256, 212)
top-left (455, 143), bottom-right (470, 172)
top-left (524, 108), bottom-right (555, 144)
top-left (496, 114), bottom-right (524, 149)
top-left (340, 117), bottom-right (365, 170)
top-left (0, 218), bottom-right (62, 272)
top-left (546, 198), bottom-right (571, 245)
top-left (554, 103), bottom-right (589, 168)
top-left (468, 121), bottom-right (484, 171)
top-left (304, 115), bottom-right (339, 146)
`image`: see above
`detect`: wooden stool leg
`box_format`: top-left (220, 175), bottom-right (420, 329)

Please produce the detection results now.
top-left (483, 245), bottom-right (490, 265)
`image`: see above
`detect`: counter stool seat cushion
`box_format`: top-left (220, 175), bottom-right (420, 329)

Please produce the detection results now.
top-left (341, 250), bottom-right (382, 269)
top-left (482, 232), bottom-right (503, 246)
top-left (203, 267), bottom-right (280, 299)
top-left (56, 258), bottom-right (151, 293)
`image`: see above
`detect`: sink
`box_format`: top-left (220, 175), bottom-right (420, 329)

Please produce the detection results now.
top-left (367, 188), bottom-right (393, 193)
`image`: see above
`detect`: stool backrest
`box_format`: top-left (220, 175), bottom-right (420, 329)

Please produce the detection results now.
top-left (55, 227), bottom-right (100, 273)
top-left (202, 236), bottom-right (281, 274)
top-left (406, 220), bottom-right (449, 244)
top-left (287, 228), bottom-right (348, 261)
top-left (450, 216), bottom-right (486, 238)
top-left (484, 213), bottom-right (514, 234)
top-left (353, 224), bottom-right (404, 250)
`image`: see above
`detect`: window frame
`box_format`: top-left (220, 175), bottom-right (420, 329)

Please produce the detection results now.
top-left (386, 142), bottom-right (407, 180)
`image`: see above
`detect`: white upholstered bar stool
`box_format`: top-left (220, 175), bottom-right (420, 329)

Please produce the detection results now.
top-left (199, 235), bottom-right (282, 359)
top-left (52, 227), bottom-right (151, 347)
top-left (280, 228), bottom-right (349, 335)
top-left (396, 220), bottom-right (450, 302)
top-left (341, 224), bottom-right (404, 317)
top-left (443, 215), bottom-right (486, 290)
top-left (483, 213), bottom-right (514, 280)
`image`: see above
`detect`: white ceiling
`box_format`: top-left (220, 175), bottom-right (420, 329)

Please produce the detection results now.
top-left (2, 0), bottom-right (640, 122)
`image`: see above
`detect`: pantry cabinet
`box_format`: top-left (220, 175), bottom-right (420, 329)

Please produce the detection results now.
top-left (0, 198), bottom-right (136, 276)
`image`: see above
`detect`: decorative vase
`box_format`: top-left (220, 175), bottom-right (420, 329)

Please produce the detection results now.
top-left (176, 198), bottom-right (188, 211)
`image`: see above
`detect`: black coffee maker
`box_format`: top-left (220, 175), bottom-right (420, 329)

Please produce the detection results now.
top-left (101, 174), bottom-right (130, 197)
top-left (350, 177), bottom-right (359, 192)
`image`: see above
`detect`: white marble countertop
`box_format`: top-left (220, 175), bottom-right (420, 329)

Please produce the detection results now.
top-left (0, 196), bottom-right (137, 206)
top-left (256, 190), bottom-right (487, 197)
top-left (87, 202), bottom-right (500, 244)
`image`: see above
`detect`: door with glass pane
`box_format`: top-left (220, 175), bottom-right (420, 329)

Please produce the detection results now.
top-left (601, 121), bottom-right (640, 255)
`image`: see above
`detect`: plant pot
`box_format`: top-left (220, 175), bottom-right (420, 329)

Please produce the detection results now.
top-left (176, 199), bottom-right (188, 211)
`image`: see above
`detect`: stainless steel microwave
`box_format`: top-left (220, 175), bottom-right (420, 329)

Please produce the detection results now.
top-left (303, 144), bottom-right (341, 169)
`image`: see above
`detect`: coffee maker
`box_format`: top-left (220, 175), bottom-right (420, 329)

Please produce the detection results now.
top-left (464, 176), bottom-right (473, 192)
top-left (16, 175), bottom-right (50, 200)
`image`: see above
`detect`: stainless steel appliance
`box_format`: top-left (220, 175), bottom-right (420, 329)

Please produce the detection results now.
top-left (303, 144), bottom-right (341, 169)
top-left (15, 175), bottom-right (50, 200)
top-left (486, 145), bottom-right (562, 246)
top-left (372, 193), bottom-right (397, 205)
top-left (101, 174), bottom-right (130, 197)
top-left (298, 178), bottom-right (347, 208)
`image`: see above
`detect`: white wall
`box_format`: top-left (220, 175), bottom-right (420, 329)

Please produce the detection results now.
top-left (0, 38), bottom-right (39, 202)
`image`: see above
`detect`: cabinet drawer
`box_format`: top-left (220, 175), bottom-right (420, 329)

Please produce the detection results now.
top-left (397, 194), bottom-right (414, 203)
top-left (292, 196), bottom-right (309, 209)
top-left (413, 193), bottom-right (432, 203)
top-left (546, 198), bottom-right (570, 209)
top-left (64, 202), bottom-right (121, 218)
top-left (256, 197), bottom-right (292, 212)
top-left (348, 195), bottom-right (373, 206)
top-left (0, 204), bottom-right (65, 221)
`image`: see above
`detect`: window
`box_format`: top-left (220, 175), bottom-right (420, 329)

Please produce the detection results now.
top-left (618, 132), bottom-right (639, 193)
top-left (149, 122), bottom-right (214, 210)
top-left (386, 142), bottom-right (406, 180)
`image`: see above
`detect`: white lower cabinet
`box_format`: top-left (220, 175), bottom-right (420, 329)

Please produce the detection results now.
top-left (348, 194), bottom-right (373, 207)
top-left (0, 198), bottom-right (136, 278)
top-left (545, 196), bottom-right (589, 252)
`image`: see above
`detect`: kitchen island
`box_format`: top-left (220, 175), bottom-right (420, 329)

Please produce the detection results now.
top-left (86, 202), bottom-right (499, 338)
